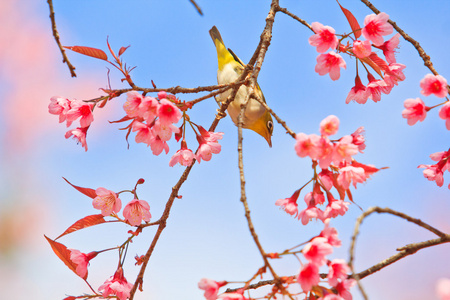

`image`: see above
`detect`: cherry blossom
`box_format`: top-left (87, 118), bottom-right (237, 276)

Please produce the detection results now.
top-left (123, 91), bottom-right (144, 118)
top-left (298, 205), bottom-right (324, 225)
top-left (337, 166), bottom-right (367, 189)
top-left (402, 98), bottom-right (428, 126)
top-left (157, 98), bottom-right (182, 125)
top-left (196, 135), bottom-right (222, 163)
top-left (361, 12), bottom-right (393, 46)
top-left (275, 189), bottom-right (300, 217)
top-left (439, 102), bottom-right (450, 130)
top-left (66, 100), bottom-right (94, 128)
top-left (169, 140), bottom-right (195, 167)
top-left (383, 63), bottom-right (406, 86)
top-left (352, 40), bottom-right (372, 58)
top-left (319, 220), bottom-right (342, 247)
top-left (65, 127), bottom-right (88, 151)
top-left (149, 135), bottom-right (170, 156)
top-left (350, 127), bottom-right (366, 153)
top-left (98, 267), bottom-right (133, 300)
top-left (309, 22), bottom-right (339, 53)
top-left (315, 51), bottom-right (346, 81)
top-left (123, 199), bottom-right (151, 226)
top-left (335, 279), bottom-right (356, 300)
top-left (132, 121), bottom-right (154, 146)
top-left (69, 249), bottom-right (98, 279)
top-left (153, 119), bottom-right (180, 142)
top-left (333, 135), bottom-right (359, 165)
top-left (302, 237), bottom-right (333, 266)
top-left (366, 73), bottom-right (392, 102)
top-left (420, 74), bottom-right (448, 98)
top-left (320, 115), bottom-right (340, 136)
top-left (295, 133), bottom-right (320, 160)
top-left (346, 76), bottom-right (369, 104)
top-left (198, 278), bottom-right (226, 300)
top-left (323, 197), bottom-right (350, 219)
top-left (297, 262), bottom-right (320, 292)
top-left (92, 187), bottom-right (122, 216)
top-left (218, 291), bottom-right (248, 300)
top-left (378, 33), bottom-right (400, 63)
top-left (327, 259), bottom-right (350, 287)
top-left (49, 96), bottom-right (71, 123)
top-left (319, 169), bottom-right (334, 191)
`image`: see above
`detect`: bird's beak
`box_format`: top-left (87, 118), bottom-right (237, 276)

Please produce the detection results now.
top-left (264, 134), bottom-right (272, 148)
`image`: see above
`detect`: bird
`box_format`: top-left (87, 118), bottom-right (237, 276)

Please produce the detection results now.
top-left (209, 26), bottom-right (273, 147)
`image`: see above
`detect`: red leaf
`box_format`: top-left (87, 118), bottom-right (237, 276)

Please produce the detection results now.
top-left (64, 46), bottom-right (108, 61)
top-left (368, 52), bottom-right (389, 71)
top-left (63, 177), bottom-right (97, 199)
top-left (118, 45), bottom-right (130, 56)
top-left (55, 214), bottom-right (106, 240)
top-left (44, 235), bottom-right (82, 278)
top-left (330, 173), bottom-right (346, 200)
top-left (360, 55), bottom-right (384, 78)
top-left (336, 0), bottom-right (361, 38)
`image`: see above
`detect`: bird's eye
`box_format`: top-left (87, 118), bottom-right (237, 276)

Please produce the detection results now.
top-left (267, 120), bottom-right (274, 134)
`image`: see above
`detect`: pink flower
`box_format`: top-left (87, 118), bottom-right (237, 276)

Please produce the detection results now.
top-left (420, 74), bottom-right (448, 98)
top-left (402, 98), bottom-right (428, 126)
top-left (378, 33), bottom-right (400, 64)
top-left (319, 220), bottom-right (342, 247)
top-left (320, 115), bottom-right (340, 136)
top-left (352, 40), bottom-right (372, 58)
top-left (323, 198), bottom-right (350, 219)
top-left (124, 91), bottom-right (144, 118)
top-left (309, 22), bottom-right (339, 53)
top-left (316, 137), bottom-right (334, 169)
top-left (69, 249), bottom-right (98, 279)
top-left (327, 259), bottom-right (350, 287)
top-left (383, 63), bottom-right (406, 86)
top-left (157, 98), bottom-right (182, 125)
top-left (439, 102), bottom-right (450, 130)
top-left (123, 199), bottom-right (151, 226)
top-left (196, 136), bottom-right (221, 163)
top-left (318, 170), bottom-right (334, 191)
top-left (333, 135), bottom-right (359, 165)
top-left (169, 140), bottom-right (195, 167)
top-left (297, 262), bottom-right (320, 292)
top-left (315, 51), bottom-right (346, 81)
top-left (366, 73), bottom-right (392, 102)
top-left (49, 96), bottom-right (71, 123)
top-left (350, 127), bottom-right (366, 153)
top-left (335, 279), bottom-right (356, 300)
top-left (93, 187), bottom-right (122, 216)
top-left (198, 126), bottom-right (224, 142)
top-left (198, 278), bottom-right (226, 300)
top-left (419, 164), bottom-right (444, 187)
top-left (319, 295), bottom-right (344, 300)
top-left (362, 12), bottom-right (393, 46)
top-left (275, 189), bottom-right (300, 217)
top-left (141, 96), bottom-right (159, 122)
top-left (337, 166), bottom-right (366, 189)
top-left (98, 267), bottom-right (133, 300)
top-left (218, 291), bottom-right (248, 300)
top-left (153, 119), bottom-right (180, 141)
top-left (66, 100), bottom-right (94, 128)
top-left (436, 278), bottom-right (450, 300)
top-left (346, 76), bottom-right (369, 104)
top-left (132, 121), bottom-right (154, 146)
top-left (65, 127), bottom-right (88, 151)
top-left (295, 133), bottom-right (320, 160)
top-left (298, 205), bottom-right (324, 225)
top-left (149, 135), bottom-right (170, 156)
top-left (302, 237), bottom-right (333, 266)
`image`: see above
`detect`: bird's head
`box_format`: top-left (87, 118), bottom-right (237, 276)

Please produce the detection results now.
top-left (247, 111), bottom-right (274, 147)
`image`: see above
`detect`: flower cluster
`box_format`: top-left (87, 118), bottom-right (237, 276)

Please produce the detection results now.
top-left (402, 74), bottom-right (449, 129)
top-left (276, 115), bottom-right (382, 225)
top-left (297, 222), bottom-right (355, 299)
top-left (419, 149), bottom-right (450, 189)
top-left (93, 187), bottom-right (151, 226)
top-left (309, 12), bottom-right (406, 104)
top-left (49, 90), bottom-right (224, 166)
top-left (49, 96), bottom-right (95, 151)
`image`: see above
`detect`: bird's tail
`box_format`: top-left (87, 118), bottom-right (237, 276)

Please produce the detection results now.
top-left (209, 26), bottom-right (235, 70)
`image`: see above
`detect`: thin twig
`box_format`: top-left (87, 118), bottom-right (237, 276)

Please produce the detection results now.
top-left (189, 0), bottom-right (203, 16)
top-left (349, 206), bottom-right (450, 300)
top-left (47, 0), bottom-right (77, 77)
top-left (276, 6), bottom-right (314, 32)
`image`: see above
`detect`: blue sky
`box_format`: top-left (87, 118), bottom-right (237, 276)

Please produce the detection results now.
top-left (0, 1), bottom-right (449, 299)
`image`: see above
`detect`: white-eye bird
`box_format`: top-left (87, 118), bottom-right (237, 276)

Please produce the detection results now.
top-left (209, 26), bottom-right (273, 147)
